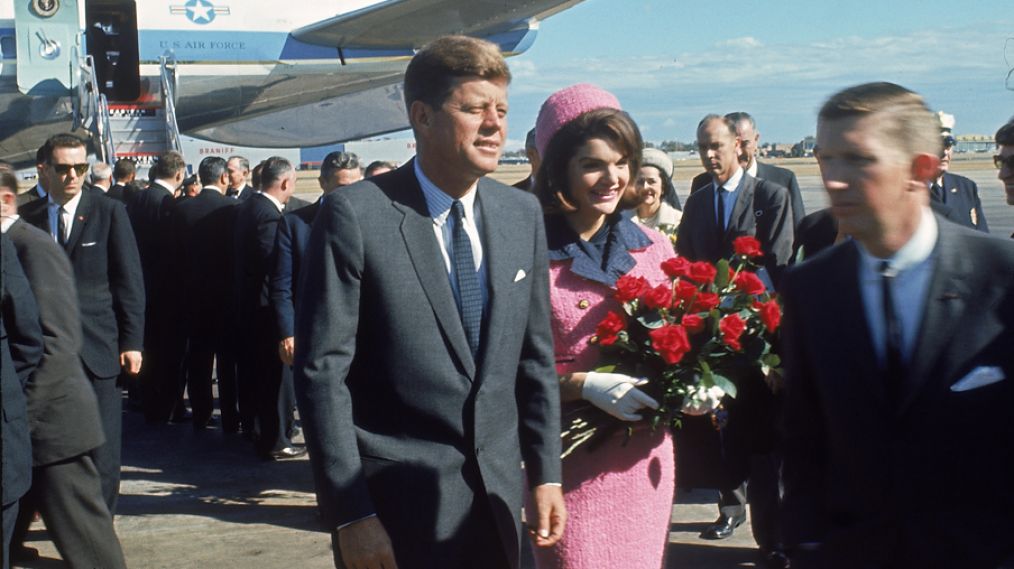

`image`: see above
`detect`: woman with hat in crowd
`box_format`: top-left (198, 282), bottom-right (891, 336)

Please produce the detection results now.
top-left (635, 147), bottom-right (683, 245)
top-left (531, 83), bottom-right (677, 568)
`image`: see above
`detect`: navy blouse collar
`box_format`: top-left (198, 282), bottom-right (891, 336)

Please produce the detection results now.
top-left (546, 213), bottom-right (653, 287)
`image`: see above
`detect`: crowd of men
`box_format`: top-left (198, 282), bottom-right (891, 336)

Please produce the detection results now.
top-left (2, 34), bottom-right (1013, 569)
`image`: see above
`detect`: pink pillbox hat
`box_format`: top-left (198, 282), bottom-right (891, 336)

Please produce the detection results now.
top-left (534, 83), bottom-right (622, 156)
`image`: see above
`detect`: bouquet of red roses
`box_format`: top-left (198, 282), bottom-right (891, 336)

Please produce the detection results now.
top-left (561, 236), bottom-right (782, 457)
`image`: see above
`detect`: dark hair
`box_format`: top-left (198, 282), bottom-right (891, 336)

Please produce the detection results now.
top-left (259, 156), bottom-right (293, 188)
top-left (321, 151), bottom-right (360, 180)
top-left (251, 162), bottom-right (263, 190)
top-left (151, 152), bottom-right (185, 180)
top-left (818, 82), bottom-right (940, 158)
top-left (534, 108), bottom-right (643, 213)
top-left (404, 35), bottom-right (510, 111)
top-left (364, 160), bottom-right (397, 177)
top-left (198, 156), bottom-right (228, 186)
top-left (725, 111), bottom-right (756, 131)
top-left (996, 117), bottom-right (1014, 145)
top-left (0, 171), bottom-right (17, 194)
top-left (41, 133), bottom-right (87, 164)
top-left (113, 158), bottom-right (137, 181)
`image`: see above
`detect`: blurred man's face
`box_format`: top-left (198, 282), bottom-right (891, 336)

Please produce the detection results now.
top-left (227, 159), bottom-right (248, 189)
top-left (997, 144), bottom-right (1014, 206)
top-left (735, 120), bottom-right (760, 167)
top-left (697, 119), bottom-right (742, 184)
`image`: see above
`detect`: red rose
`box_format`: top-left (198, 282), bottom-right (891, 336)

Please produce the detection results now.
top-left (754, 299), bottom-right (782, 332)
top-left (719, 313), bottom-right (746, 351)
top-left (690, 292), bottom-right (720, 312)
top-left (673, 280), bottom-right (699, 304)
top-left (687, 262), bottom-right (718, 284)
top-left (595, 311), bottom-right (626, 346)
top-left (644, 283), bottom-right (673, 310)
top-left (649, 324), bottom-right (691, 364)
top-left (733, 235), bottom-right (763, 257)
top-left (661, 257), bottom-right (692, 279)
top-left (681, 313), bottom-right (706, 334)
top-left (614, 274), bottom-right (651, 303)
top-left (734, 271), bottom-right (767, 295)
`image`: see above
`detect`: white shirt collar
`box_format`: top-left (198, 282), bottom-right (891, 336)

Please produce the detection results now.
top-left (414, 159), bottom-right (478, 226)
top-left (746, 158), bottom-right (758, 178)
top-left (715, 166), bottom-right (744, 193)
top-left (48, 187), bottom-right (84, 217)
top-left (153, 179), bottom-right (177, 194)
top-left (857, 206), bottom-right (938, 276)
top-left (258, 191), bottom-right (285, 213)
top-left (0, 214), bottom-right (19, 233)
top-left (202, 185), bottom-right (224, 195)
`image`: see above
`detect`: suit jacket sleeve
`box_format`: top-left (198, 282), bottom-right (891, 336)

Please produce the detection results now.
top-left (970, 180), bottom-right (989, 233)
top-left (270, 215), bottom-right (296, 340)
top-left (515, 209), bottom-right (563, 487)
top-left (2, 235), bottom-right (43, 385)
top-left (779, 267), bottom-right (830, 547)
top-left (787, 172), bottom-right (805, 229)
top-left (293, 191), bottom-right (374, 528)
top-left (107, 202), bottom-right (146, 352)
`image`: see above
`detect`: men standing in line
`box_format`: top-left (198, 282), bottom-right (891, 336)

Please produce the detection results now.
top-left (996, 117), bottom-right (1014, 239)
top-left (108, 158), bottom-right (138, 202)
top-left (20, 134), bottom-right (145, 515)
top-left (227, 155), bottom-right (254, 200)
top-left (232, 157), bottom-right (306, 460)
top-left (172, 156), bottom-right (237, 431)
top-left (127, 151), bottom-right (188, 424)
top-left (0, 232), bottom-right (42, 569)
top-left (691, 112), bottom-right (804, 227)
top-left (294, 35), bottom-right (565, 569)
top-left (270, 151), bottom-right (361, 369)
top-left (1, 173), bottom-right (127, 569)
top-left (930, 112), bottom-right (989, 232)
top-left (15, 146), bottom-right (48, 206)
top-left (676, 114), bottom-right (792, 567)
top-left (781, 82), bottom-right (1014, 568)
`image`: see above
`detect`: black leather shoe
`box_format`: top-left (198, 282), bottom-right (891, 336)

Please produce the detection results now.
top-left (700, 514), bottom-right (746, 540)
top-left (169, 409), bottom-right (193, 423)
top-left (759, 547), bottom-right (790, 569)
top-left (264, 446), bottom-right (307, 461)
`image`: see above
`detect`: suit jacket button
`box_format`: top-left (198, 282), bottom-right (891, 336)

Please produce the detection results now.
top-left (577, 299), bottom-right (590, 309)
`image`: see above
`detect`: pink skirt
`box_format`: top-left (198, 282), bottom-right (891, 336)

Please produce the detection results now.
top-left (533, 428), bottom-right (675, 569)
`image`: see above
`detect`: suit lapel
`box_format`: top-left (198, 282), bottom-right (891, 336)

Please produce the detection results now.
top-left (474, 180), bottom-right (515, 379)
top-left (390, 168), bottom-right (476, 378)
top-left (64, 190), bottom-right (91, 254)
top-left (727, 175), bottom-right (755, 240)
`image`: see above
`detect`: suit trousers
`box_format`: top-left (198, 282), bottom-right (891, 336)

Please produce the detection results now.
top-left (251, 308), bottom-right (292, 455)
top-left (141, 312), bottom-right (188, 423)
top-left (3, 500), bottom-right (17, 569)
top-left (717, 451), bottom-right (782, 549)
top-left (216, 346), bottom-right (240, 431)
top-left (11, 454), bottom-right (126, 569)
top-left (88, 372), bottom-right (122, 515)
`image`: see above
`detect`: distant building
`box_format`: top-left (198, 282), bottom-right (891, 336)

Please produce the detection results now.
top-left (954, 135), bottom-right (994, 153)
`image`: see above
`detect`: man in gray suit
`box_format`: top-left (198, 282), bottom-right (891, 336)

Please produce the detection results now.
top-left (1, 174), bottom-right (126, 568)
top-left (294, 35), bottom-right (565, 569)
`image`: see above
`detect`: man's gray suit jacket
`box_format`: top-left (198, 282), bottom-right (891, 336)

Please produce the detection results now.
top-left (293, 162), bottom-right (561, 566)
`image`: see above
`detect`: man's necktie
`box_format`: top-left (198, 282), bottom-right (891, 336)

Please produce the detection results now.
top-left (716, 185), bottom-right (726, 236)
top-left (930, 182), bottom-right (944, 203)
top-left (57, 207), bottom-right (67, 247)
top-left (226, 188), bottom-right (239, 198)
top-left (450, 200), bottom-right (482, 359)
top-left (880, 261), bottom-right (905, 400)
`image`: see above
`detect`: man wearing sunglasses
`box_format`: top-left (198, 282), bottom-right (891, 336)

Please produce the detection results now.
top-left (930, 112), bottom-right (989, 232)
top-left (995, 118), bottom-right (1014, 239)
top-left (19, 134), bottom-right (145, 516)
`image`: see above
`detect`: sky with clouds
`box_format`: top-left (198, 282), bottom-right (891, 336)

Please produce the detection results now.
top-left (501, 0), bottom-right (1014, 148)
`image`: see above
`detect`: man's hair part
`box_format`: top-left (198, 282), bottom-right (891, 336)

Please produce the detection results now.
top-left (320, 151), bottom-right (360, 181)
top-left (41, 133), bottom-right (87, 164)
top-left (818, 82), bottom-right (941, 159)
top-left (403, 35), bottom-right (510, 111)
top-left (259, 156), bottom-right (294, 189)
top-left (697, 114), bottom-right (738, 140)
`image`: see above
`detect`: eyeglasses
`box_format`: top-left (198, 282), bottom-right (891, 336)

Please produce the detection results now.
top-left (994, 155), bottom-right (1014, 170)
top-left (50, 163), bottom-right (90, 176)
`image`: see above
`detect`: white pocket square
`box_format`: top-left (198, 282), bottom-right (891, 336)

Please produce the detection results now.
top-left (950, 366), bottom-right (1005, 392)
top-left (513, 269), bottom-right (527, 282)
top-left (81, 241), bottom-right (97, 247)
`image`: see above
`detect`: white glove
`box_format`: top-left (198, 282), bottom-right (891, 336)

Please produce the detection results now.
top-left (581, 372), bottom-right (659, 422)
top-left (681, 384), bottom-right (726, 416)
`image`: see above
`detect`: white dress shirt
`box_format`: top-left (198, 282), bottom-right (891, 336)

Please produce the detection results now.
top-left (47, 190), bottom-right (84, 244)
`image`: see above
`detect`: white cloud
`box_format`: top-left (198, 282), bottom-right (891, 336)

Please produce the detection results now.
top-left (717, 36), bottom-right (763, 49)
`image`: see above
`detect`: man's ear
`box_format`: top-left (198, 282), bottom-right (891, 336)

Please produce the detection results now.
top-left (409, 100), bottom-right (432, 132)
top-left (910, 153), bottom-right (940, 184)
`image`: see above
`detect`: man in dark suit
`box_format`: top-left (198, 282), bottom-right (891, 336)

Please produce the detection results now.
top-left (172, 156), bottom-right (237, 431)
top-left (227, 155), bottom-right (254, 200)
top-left (127, 151), bottom-right (188, 424)
top-left (1, 175), bottom-right (127, 568)
top-left (294, 36), bottom-right (565, 569)
top-left (90, 162), bottom-right (113, 194)
top-left (691, 112), bottom-right (804, 227)
top-left (997, 118), bottom-right (1014, 239)
top-left (781, 82), bottom-right (1014, 569)
top-left (20, 134), bottom-right (145, 515)
top-left (232, 157), bottom-right (305, 459)
top-left (676, 114), bottom-right (791, 565)
top-left (270, 150), bottom-right (361, 370)
top-left (108, 158), bottom-right (138, 203)
top-left (930, 112), bottom-right (989, 232)
top-left (0, 233), bottom-right (42, 569)
top-left (15, 146), bottom-right (48, 207)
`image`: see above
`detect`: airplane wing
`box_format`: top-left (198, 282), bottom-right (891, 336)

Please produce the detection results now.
top-left (292, 0), bottom-right (584, 50)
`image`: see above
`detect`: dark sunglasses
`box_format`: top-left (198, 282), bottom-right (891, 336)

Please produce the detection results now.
top-left (994, 155), bottom-right (1014, 170)
top-left (50, 163), bottom-right (90, 176)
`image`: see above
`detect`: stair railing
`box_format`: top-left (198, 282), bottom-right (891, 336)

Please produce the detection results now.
top-left (159, 54), bottom-right (184, 156)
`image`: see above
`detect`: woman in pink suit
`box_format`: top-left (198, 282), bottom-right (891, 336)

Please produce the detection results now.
top-left (530, 84), bottom-right (676, 569)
